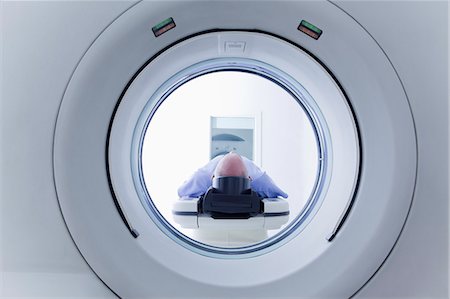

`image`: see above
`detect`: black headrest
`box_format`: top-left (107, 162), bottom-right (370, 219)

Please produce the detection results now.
top-left (201, 176), bottom-right (261, 219)
top-left (212, 176), bottom-right (251, 195)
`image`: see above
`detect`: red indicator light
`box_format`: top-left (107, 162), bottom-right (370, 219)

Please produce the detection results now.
top-left (298, 20), bottom-right (323, 40)
top-left (152, 18), bottom-right (176, 37)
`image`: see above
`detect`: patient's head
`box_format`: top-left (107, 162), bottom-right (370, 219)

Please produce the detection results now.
top-left (214, 152), bottom-right (249, 178)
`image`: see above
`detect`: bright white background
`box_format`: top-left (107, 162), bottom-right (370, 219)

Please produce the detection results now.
top-left (142, 71), bottom-right (319, 240)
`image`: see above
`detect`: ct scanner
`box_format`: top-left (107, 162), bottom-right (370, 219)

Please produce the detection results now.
top-left (1, 1), bottom-right (448, 298)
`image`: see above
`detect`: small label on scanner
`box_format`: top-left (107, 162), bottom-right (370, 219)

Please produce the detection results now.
top-left (224, 41), bottom-right (246, 53)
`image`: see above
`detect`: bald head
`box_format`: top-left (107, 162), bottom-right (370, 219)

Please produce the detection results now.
top-left (214, 153), bottom-right (249, 178)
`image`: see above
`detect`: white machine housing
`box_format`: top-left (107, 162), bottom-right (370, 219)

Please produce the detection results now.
top-left (1, 1), bottom-right (448, 298)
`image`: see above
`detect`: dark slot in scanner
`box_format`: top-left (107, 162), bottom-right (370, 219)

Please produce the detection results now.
top-left (199, 176), bottom-right (263, 219)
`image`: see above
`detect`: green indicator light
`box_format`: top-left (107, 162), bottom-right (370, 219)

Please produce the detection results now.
top-left (154, 18), bottom-right (173, 30)
top-left (298, 20), bottom-right (323, 40)
top-left (152, 17), bottom-right (176, 37)
top-left (301, 20), bottom-right (322, 34)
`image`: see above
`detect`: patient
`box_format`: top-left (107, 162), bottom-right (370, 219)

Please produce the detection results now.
top-left (178, 152), bottom-right (288, 199)
top-left (177, 152), bottom-right (287, 247)
top-left (214, 152), bottom-right (249, 178)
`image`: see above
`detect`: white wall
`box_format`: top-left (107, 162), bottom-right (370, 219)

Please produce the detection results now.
top-left (142, 71), bottom-right (319, 241)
